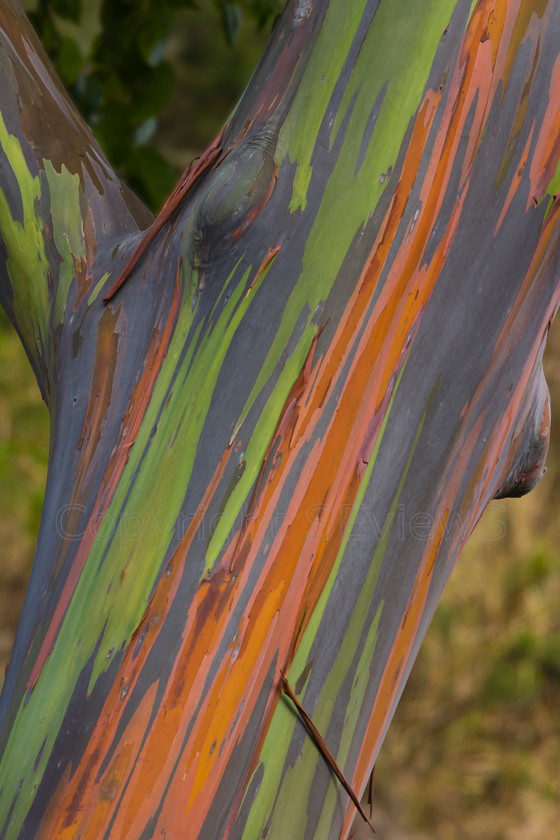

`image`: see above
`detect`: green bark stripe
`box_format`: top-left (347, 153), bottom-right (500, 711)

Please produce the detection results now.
top-left (87, 272), bottom-right (111, 305)
top-left (43, 159), bottom-right (86, 329)
top-left (0, 116), bottom-right (85, 386)
top-left (290, 0), bottom-right (459, 309)
top-left (0, 114), bottom-right (49, 372)
top-left (284, 0), bottom-right (371, 214)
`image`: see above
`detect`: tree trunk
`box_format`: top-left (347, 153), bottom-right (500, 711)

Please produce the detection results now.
top-left (1, 1), bottom-right (559, 838)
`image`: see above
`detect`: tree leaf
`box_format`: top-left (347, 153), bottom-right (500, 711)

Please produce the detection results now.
top-left (55, 36), bottom-right (83, 85)
top-left (218, 1), bottom-right (242, 45)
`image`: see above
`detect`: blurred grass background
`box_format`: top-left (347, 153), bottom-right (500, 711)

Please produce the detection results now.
top-left (1, 3), bottom-right (559, 837)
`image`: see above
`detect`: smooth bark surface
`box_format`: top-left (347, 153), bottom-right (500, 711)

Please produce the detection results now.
top-left (0, 1), bottom-right (559, 838)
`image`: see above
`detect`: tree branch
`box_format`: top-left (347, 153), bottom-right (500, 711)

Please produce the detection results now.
top-left (0, 0), bottom-right (151, 403)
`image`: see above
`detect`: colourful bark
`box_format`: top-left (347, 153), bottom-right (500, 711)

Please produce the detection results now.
top-left (0, 1), bottom-right (559, 839)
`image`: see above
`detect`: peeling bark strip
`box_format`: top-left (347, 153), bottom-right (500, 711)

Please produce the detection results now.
top-left (102, 128), bottom-right (226, 302)
top-left (280, 672), bottom-right (376, 833)
top-left (1, 1), bottom-right (560, 839)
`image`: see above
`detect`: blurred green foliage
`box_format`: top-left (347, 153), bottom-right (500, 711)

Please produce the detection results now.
top-left (21, 0), bottom-right (280, 210)
top-left (0, 309), bottom-right (49, 671)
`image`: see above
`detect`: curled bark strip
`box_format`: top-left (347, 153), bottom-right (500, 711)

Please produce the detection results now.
top-left (280, 671), bottom-right (375, 834)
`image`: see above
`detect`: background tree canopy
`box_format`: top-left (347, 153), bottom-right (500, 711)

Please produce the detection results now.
top-left (1, 2), bottom-right (559, 838)
top-left (21, 0), bottom-right (280, 209)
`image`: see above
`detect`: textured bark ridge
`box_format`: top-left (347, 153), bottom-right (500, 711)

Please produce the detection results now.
top-left (1, 1), bottom-right (560, 839)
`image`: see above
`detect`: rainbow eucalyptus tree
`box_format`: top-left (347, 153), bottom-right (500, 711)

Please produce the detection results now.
top-left (1, 0), bottom-right (559, 838)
